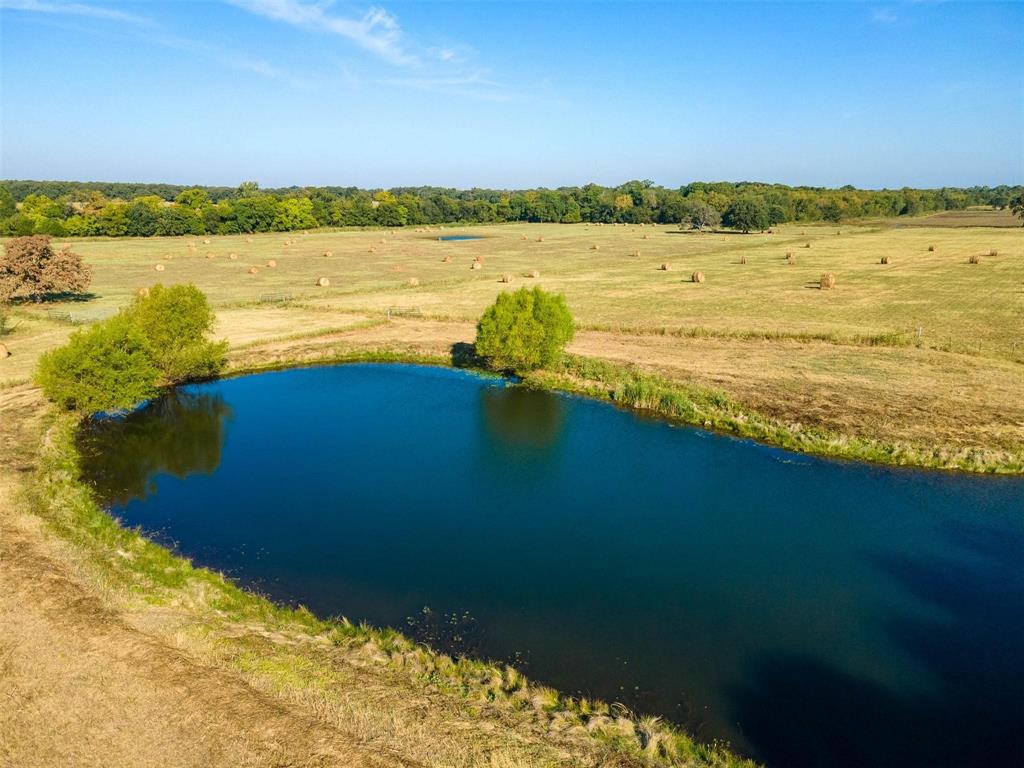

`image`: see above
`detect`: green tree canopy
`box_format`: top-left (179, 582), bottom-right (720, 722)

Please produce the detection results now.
top-left (723, 197), bottom-right (771, 233)
top-left (36, 315), bottom-right (159, 414)
top-left (122, 283), bottom-right (227, 383)
top-left (475, 287), bottom-right (575, 373)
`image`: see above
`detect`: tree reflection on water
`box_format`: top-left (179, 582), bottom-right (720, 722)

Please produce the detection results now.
top-left (77, 390), bottom-right (233, 506)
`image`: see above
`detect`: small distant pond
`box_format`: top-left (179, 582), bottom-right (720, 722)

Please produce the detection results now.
top-left (77, 364), bottom-right (1024, 767)
top-left (437, 235), bottom-right (483, 241)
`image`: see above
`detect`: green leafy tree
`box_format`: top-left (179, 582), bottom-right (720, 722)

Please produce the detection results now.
top-left (174, 187), bottom-right (211, 210)
top-left (723, 196), bottom-right (771, 233)
top-left (237, 180), bottom-right (260, 197)
top-left (36, 315), bottom-right (159, 414)
top-left (122, 283), bottom-right (227, 383)
top-left (475, 287), bottom-right (575, 372)
top-left (1010, 193), bottom-right (1024, 225)
top-left (0, 187), bottom-right (16, 218)
top-left (681, 201), bottom-right (721, 231)
top-left (273, 197), bottom-right (318, 231)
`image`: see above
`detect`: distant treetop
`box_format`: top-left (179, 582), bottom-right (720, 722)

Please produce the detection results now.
top-left (0, 179), bottom-right (1019, 238)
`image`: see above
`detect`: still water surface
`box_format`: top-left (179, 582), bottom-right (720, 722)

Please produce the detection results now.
top-left (78, 364), bottom-right (1024, 767)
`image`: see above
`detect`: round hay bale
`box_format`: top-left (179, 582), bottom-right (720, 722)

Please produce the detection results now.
top-left (0, 343), bottom-right (8, 359)
top-left (369, 247), bottom-right (376, 253)
top-left (820, 272), bottom-right (836, 290)
top-left (246, 237), bottom-right (253, 243)
top-left (442, 255), bottom-right (452, 263)
top-left (691, 270), bottom-right (705, 283)
top-left (471, 261), bottom-right (482, 271)
top-left (528, 269), bottom-right (540, 278)
top-left (740, 255), bottom-right (748, 264)
top-left (786, 252), bottom-right (796, 264)
top-left (266, 259), bottom-right (277, 268)
top-left (880, 255), bottom-right (890, 264)
top-left (804, 242), bottom-right (812, 248)
top-left (501, 274), bottom-right (512, 283)
top-left (660, 262), bottom-right (671, 271)
top-left (154, 263), bottom-right (165, 272)
top-left (323, 250), bottom-right (333, 257)
top-left (927, 245), bottom-right (935, 252)
top-left (380, 238), bottom-right (386, 244)
top-left (969, 254), bottom-right (981, 264)
top-left (203, 238), bottom-right (211, 244)
top-left (316, 276), bottom-right (330, 287)
top-left (590, 244), bottom-right (600, 250)
top-left (206, 253), bottom-right (215, 260)
top-left (631, 250), bottom-right (641, 257)
top-left (643, 234), bottom-right (649, 240)
top-left (248, 266), bottom-right (259, 275)
top-left (408, 277), bottom-right (420, 287)
top-left (521, 235), bottom-right (528, 240)
top-left (988, 249), bottom-right (999, 257)
top-left (136, 287), bottom-right (150, 299)
top-left (537, 236), bottom-right (544, 242)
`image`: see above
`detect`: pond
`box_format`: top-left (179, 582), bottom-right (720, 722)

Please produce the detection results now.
top-left (77, 364), bottom-right (1024, 767)
top-left (437, 234), bottom-right (482, 241)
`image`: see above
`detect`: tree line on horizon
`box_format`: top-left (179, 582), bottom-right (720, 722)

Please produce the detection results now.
top-left (1, 179), bottom-right (1020, 238)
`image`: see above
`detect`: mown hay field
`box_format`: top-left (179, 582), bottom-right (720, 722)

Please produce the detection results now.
top-left (1, 211), bottom-right (1022, 467)
top-left (10, 213), bottom-right (1023, 352)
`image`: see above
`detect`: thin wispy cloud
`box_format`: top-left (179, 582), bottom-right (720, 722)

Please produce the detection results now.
top-left (381, 72), bottom-right (517, 102)
top-left (153, 31), bottom-right (313, 89)
top-left (3, 0), bottom-right (310, 87)
top-left (0, 0), bottom-right (152, 25)
top-left (226, 0), bottom-right (416, 67)
top-left (870, 8), bottom-right (899, 24)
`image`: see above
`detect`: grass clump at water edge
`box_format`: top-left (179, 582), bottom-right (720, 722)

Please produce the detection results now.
top-left (23, 409), bottom-right (756, 768)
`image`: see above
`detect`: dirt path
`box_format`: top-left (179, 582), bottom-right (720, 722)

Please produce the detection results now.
top-left (0, 390), bottom-right (413, 768)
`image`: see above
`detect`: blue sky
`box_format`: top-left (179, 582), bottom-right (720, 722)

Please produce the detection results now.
top-left (1, 1), bottom-right (1021, 188)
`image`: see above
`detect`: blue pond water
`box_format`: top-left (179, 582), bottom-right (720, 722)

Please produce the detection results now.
top-left (77, 364), bottom-right (1024, 767)
top-left (437, 234), bottom-right (482, 241)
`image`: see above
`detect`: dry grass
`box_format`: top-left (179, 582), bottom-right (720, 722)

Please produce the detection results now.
top-left (2, 393), bottom-right (705, 768)
top-left (2, 213), bottom-right (1022, 463)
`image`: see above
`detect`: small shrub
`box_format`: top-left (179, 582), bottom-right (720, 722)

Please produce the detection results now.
top-left (36, 315), bottom-right (159, 414)
top-left (475, 287), bottom-right (575, 373)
